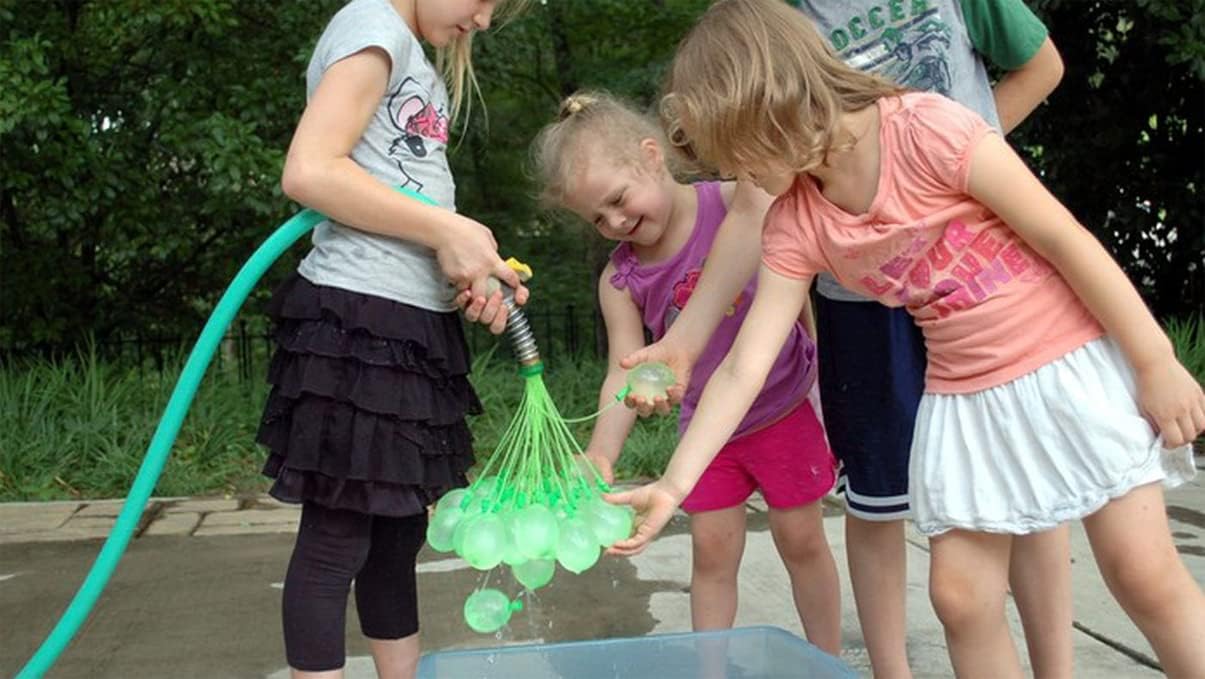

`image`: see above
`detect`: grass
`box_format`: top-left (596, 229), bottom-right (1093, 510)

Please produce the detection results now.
top-left (3, 315), bottom-right (1200, 503)
top-left (1168, 315), bottom-right (1205, 385)
top-left (0, 346), bottom-right (678, 502)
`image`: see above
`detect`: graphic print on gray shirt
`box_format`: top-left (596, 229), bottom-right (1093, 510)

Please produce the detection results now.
top-left (296, 0), bottom-right (459, 311)
top-left (797, 0), bottom-right (1003, 302)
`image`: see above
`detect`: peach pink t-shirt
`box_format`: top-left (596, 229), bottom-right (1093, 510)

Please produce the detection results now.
top-left (762, 92), bottom-right (1103, 394)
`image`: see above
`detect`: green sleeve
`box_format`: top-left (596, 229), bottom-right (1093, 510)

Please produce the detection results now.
top-left (958, 0), bottom-right (1049, 70)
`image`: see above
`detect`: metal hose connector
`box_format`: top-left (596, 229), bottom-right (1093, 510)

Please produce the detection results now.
top-left (501, 288), bottom-right (541, 365)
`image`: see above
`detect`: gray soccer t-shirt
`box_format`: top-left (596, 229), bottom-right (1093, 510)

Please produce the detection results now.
top-left (797, 0), bottom-right (1020, 301)
top-left (296, 0), bottom-right (458, 311)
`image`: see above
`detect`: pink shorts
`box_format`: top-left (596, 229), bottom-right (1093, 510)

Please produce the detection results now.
top-left (680, 400), bottom-right (836, 514)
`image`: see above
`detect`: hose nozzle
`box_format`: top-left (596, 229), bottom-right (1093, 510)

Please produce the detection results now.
top-left (487, 258), bottom-right (539, 366)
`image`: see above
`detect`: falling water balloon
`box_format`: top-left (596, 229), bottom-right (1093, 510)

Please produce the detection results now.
top-left (463, 589), bottom-right (523, 634)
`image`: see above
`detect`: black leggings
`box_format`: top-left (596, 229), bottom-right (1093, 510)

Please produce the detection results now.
top-left (282, 502), bottom-right (428, 672)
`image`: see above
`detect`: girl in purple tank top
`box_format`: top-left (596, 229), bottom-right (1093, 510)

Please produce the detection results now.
top-left (533, 91), bottom-right (841, 653)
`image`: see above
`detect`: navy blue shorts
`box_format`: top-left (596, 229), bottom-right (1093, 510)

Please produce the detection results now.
top-left (816, 297), bottom-right (926, 521)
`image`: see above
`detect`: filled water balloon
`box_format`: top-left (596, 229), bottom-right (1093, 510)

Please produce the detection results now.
top-left (500, 512), bottom-right (527, 566)
top-left (452, 512), bottom-right (478, 557)
top-left (460, 513), bottom-right (507, 571)
top-left (555, 516), bottom-right (601, 574)
top-left (582, 498), bottom-right (634, 547)
top-left (426, 505), bottom-right (464, 553)
top-left (626, 361), bottom-right (676, 400)
top-left (513, 557), bottom-right (556, 590)
top-left (512, 503), bottom-right (559, 560)
top-left (473, 475), bottom-right (500, 499)
top-left (436, 488), bottom-right (468, 513)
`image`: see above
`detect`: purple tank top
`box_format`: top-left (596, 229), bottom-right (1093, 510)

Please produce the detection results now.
top-left (609, 182), bottom-right (818, 438)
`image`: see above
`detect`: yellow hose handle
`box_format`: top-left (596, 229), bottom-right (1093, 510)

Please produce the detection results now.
top-left (504, 257), bottom-right (533, 282)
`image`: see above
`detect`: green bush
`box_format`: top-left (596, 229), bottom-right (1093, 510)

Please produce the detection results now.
top-left (0, 350), bottom-right (677, 502)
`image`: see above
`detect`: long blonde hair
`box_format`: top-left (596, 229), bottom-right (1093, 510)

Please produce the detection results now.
top-left (436, 0), bottom-right (530, 123)
top-left (532, 91), bottom-right (670, 207)
top-left (662, 0), bottom-right (902, 175)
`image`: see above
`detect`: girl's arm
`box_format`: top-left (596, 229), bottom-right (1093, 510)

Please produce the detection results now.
top-left (957, 0), bottom-right (1064, 133)
top-left (607, 266), bottom-right (812, 555)
top-left (968, 134), bottom-right (1205, 446)
top-left (582, 265), bottom-right (651, 483)
top-left (992, 37), bottom-right (1063, 134)
top-left (620, 180), bottom-right (775, 415)
top-left (280, 48), bottom-right (524, 327)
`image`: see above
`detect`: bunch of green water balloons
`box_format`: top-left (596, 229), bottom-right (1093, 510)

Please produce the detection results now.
top-left (429, 362), bottom-right (677, 634)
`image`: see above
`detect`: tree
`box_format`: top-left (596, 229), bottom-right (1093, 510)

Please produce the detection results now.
top-left (1018, 0), bottom-right (1204, 317)
top-left (2, 0), bottom-right (1201, 353)
top-left (0, 0), bottom-right (342, 349)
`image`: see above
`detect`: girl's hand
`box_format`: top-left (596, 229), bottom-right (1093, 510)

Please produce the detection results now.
top-left (603, 479), bottom-right (684, 556)
top-left (440, 214), bottom-right (528, 335)
top-left (1135, 357), bottom-right (1205, 448)
top-left (454, 278), bottom-right (530, 335)
top-left (437, 212), bottom-right (527, 289)
top-left (619, 341), bottom-right (694, 417)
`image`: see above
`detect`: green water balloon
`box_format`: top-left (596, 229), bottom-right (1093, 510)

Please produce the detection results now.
top-left (473, 475), bottom-right (500, 500)
top-left (513, 557), bottom-right (556, 590)
top-left (583, 498), bottom-right (635, 547)
top-left (452, 512), bottom-right (478, 557)
top-left (463, 589), bottom-right (523, 634)
top-left (555, 516), bottom-right (601, 574)
top-left (513, 503), bottom-right (560, 560)
top-left (499, 512), bottom-right (528, 567)
top-left (460, 513), bottom-right (508, 571)
top-left (436, 488), bottom-right (469, 513)
top-left (626, 361), bottom-right (676, 400)
top-left (426, 505), bottom-right (464, 553)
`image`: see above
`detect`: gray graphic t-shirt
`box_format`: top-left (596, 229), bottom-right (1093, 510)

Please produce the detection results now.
top-left (797, 0), bottom-right (1044, 301)
top-left (297, 0), bottom-right (458, 311)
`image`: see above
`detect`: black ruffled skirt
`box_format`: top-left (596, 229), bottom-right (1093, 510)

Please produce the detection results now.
top-left (256, 274), bottom-right (480, 517)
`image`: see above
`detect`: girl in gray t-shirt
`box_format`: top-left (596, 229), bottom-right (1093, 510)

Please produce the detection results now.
top-left (255, 1), bottom-right (529, 674)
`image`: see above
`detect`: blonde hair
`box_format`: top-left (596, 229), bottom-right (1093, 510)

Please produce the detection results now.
top-left (436, 1), bottom-right (530, 123)
top-left (662, 0), bottom-right (903, 175)
top-left (532, 91), bottom-right (670, 207)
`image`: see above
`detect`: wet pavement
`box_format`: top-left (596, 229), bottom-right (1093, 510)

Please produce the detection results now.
top-left (2, 457), bottom-right (1203, 678)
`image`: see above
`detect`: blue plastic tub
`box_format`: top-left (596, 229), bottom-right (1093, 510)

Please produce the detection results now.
top-left (417, 625), bottom-right (856, 678)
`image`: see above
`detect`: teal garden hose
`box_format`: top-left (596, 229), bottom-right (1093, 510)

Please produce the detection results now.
top-left (17, 187), bottom-right (438, 678)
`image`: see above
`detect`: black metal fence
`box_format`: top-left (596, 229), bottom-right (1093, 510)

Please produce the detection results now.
top-left (0, 304), bottom-right (604, 380)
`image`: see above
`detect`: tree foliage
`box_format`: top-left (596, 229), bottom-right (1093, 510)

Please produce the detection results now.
top-left (1021, 0), bottom-right (1204, 316)
top-left (1, 0), bottom-right (1201, 352)
top-left (1, 0), bottom-right (342, 348)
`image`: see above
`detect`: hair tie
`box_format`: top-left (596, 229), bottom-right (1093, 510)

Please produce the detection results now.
top-left (559, 94), bottom-right (596, 120)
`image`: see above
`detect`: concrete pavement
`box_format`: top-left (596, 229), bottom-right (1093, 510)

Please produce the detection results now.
top-left (1, 454), bottom-right (1202, 678)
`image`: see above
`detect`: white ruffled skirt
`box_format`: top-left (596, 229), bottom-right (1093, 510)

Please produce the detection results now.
top-left (910, 337), bottom-right (1196, 536)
